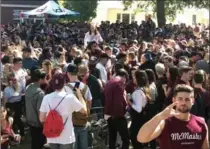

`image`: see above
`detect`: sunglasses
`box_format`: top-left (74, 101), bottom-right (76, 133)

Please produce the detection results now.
top-left (78, 72), bottom-right (89, 78)
top-left (78, 74), bottom-right (86, 78)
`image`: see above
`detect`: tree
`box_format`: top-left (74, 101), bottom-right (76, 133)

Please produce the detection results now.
top-left (123, 0), bottom-right (210, 27)
top-left (63, 0), bottom-right (98, 21)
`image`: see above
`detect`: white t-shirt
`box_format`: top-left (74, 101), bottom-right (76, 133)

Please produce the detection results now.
top-left (96, 62), bottom-right (107, 83)
top-left (40, 91), bottom-right (84, 144)
top-left (64, 82), bottom-right (92, 101)
top-left (13, 68), bottom-right (27, 89)
top-left (131, 88), bottom-right (147, 113)
top-left (84, 32), bottom-right (103, 48)
top-left (149, 82), bottom-right (158, 102)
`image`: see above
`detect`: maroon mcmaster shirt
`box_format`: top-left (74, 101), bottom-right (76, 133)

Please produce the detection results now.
top-left (158, 115), bottom-right (207, 149)
top-left (104, 77), bottom-right (127, 118)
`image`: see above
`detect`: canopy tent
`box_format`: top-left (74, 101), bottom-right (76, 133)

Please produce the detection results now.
top-left (22, 0), bottom-right (79, 16)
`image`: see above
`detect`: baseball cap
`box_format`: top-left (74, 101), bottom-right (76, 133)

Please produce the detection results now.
top-left (51, 73), bottom-right (65, 90)
top-left (67, 63), bottom-right (78, 74)
top-left (178, 60), bottom-right (189, 68)
top-left (179, 65), bottom-right (192, 72)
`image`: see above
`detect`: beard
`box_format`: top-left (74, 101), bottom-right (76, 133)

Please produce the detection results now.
top-left (177, 105), bottom-right (191, 113)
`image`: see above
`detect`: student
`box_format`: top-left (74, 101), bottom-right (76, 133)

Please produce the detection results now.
top-left (39, 73), bottom-right (87, 149)
top-left (1, 105), bottom-right (21, 149)
top-left (137, 84), bottom-right (209, 149)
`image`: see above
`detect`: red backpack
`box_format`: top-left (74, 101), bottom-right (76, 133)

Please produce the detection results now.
top-left (43, 94), bottom-right (68, 138)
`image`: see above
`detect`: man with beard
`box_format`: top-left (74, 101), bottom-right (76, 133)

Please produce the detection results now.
top-left (137, 84), bottom-right (209, 149)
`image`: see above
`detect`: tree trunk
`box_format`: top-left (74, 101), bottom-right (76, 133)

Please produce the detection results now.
top-left (156, 0), bottom-right (166, 27)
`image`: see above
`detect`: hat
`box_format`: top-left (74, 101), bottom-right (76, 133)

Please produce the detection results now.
top-left (67, 63), bottom-right (78, 74)
top-left (51, 73), bottom-right (65, 90)
top-left (179, 65), bottom-right (192, 71)
top-left (100, 53), bottom-right (110, 59)
top-left (178, 60), bottom-right (189, 68)
top-left (195, 60), bottom-right (210, 74)
top-left (131, 40), bottom-right (138, 44)
top-left (22, 47), bottom-right (32, 53)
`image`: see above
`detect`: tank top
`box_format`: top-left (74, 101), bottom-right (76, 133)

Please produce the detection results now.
top-left (158, 115), bottom-right (207, 149)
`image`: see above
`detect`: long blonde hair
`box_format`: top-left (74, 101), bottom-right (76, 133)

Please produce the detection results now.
top-left (42, 60), bottom-right (52, 80)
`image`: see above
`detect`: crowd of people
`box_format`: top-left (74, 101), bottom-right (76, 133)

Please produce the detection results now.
top-left (1, 15), bottom-right (210, 149)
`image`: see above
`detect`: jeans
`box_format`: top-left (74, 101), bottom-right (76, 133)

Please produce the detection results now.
top-left (73, 126), bottom-right (88, 149)
top-left (50, 143), bottom-right (73, 149)
top-left (29, 126), bottom-right (46, 149)
top-left (107, 117), bottom-right (130, 149)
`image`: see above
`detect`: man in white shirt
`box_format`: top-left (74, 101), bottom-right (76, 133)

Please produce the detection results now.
top-left (12, 57), bottom-right (28, 91)
top-left (96, 53), bottom-right (110, 85)
top-left (39, 73), bottom-right (87, 149)
top-left (64, 63), bottom-right (92, 149)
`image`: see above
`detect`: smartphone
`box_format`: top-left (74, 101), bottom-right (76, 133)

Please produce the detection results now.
top-left (73, 82), bottom-right (80, 91)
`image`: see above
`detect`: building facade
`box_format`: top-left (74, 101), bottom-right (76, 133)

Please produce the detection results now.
top-left (1, 0), bottom-right (48, 24)
top-left (94, 1), bottom-right (209, 26)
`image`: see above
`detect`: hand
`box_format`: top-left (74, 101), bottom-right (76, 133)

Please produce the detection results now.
top-left (1, 135), bottom-right (9, 144)
top-left (159, 102), bottom-right (180, 120)
top-left (162, 84), bottom-right (167, 89)
top-left (14, 134), bottom-right (21, 142)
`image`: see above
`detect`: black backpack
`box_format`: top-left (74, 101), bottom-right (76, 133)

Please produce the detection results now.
top-left (130, 88), bottom-right (156, 121)
top-left (191, 89), bottom-right (206, 118)
top-left (141, 88), bottom-right (156, 120)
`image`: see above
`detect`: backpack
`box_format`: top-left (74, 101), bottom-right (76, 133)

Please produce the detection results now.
top-left (66, 83), bottom-right (89, 126)
top-left (140, 88), bottom-right (157, 119)
top-left (191, 89), bottom-right (206, 118)
top-left (130, 88), bottom-right (156, 121)
top-left (43, 94), bottom-right (68, 138)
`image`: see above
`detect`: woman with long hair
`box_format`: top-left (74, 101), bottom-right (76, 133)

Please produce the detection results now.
top-left (54, 46), bottom-right (67, 69)
top-left (162, 66), bottom-right (179, 106)
top-left (42, 59), bottom-right (52, 82)
top-left (3, 73), bottom-right (24, 141)
top-left (84, 23), bottom-right (103, 48)
top-left (145, 69), bottom-right (158, 102)
top-left (127, 70), bottom-right (151, 149)
top-left (1, 105), bottom-right (21, 149)
top-left (163, 66), bottom-right (179, 97)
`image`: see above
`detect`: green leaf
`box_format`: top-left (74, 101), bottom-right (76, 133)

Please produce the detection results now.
top-left (123, 0), bottom-right (209, 27)
top-left (63, 0), bottom-right (98, 21)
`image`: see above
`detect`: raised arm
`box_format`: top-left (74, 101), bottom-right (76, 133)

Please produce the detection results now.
top-left (137, 102), bottom-right (179, 143)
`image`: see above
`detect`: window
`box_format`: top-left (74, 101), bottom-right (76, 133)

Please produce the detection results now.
top-left (122, 13), bottom-right (129, 24)
top-left (13, 10), bottom-right (24, 20)
top-left (117, 13), bottom-right (121, 21)
top-left (192, 15), bottom-right (196, 25)
top-left (131, 14), bottom-right (135, 22)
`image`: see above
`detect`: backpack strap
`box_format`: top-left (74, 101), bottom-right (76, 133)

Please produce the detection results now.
top-left (51, 93), bottom-right (68, 110)
top-left (66, 83), bottom-right (75, 91)
top-left (66, 83), bottom-right (87, 100)
top-left (49, 93), bottom-right (69, 125)
top-left (81, 85), bottom-right (88, 98)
